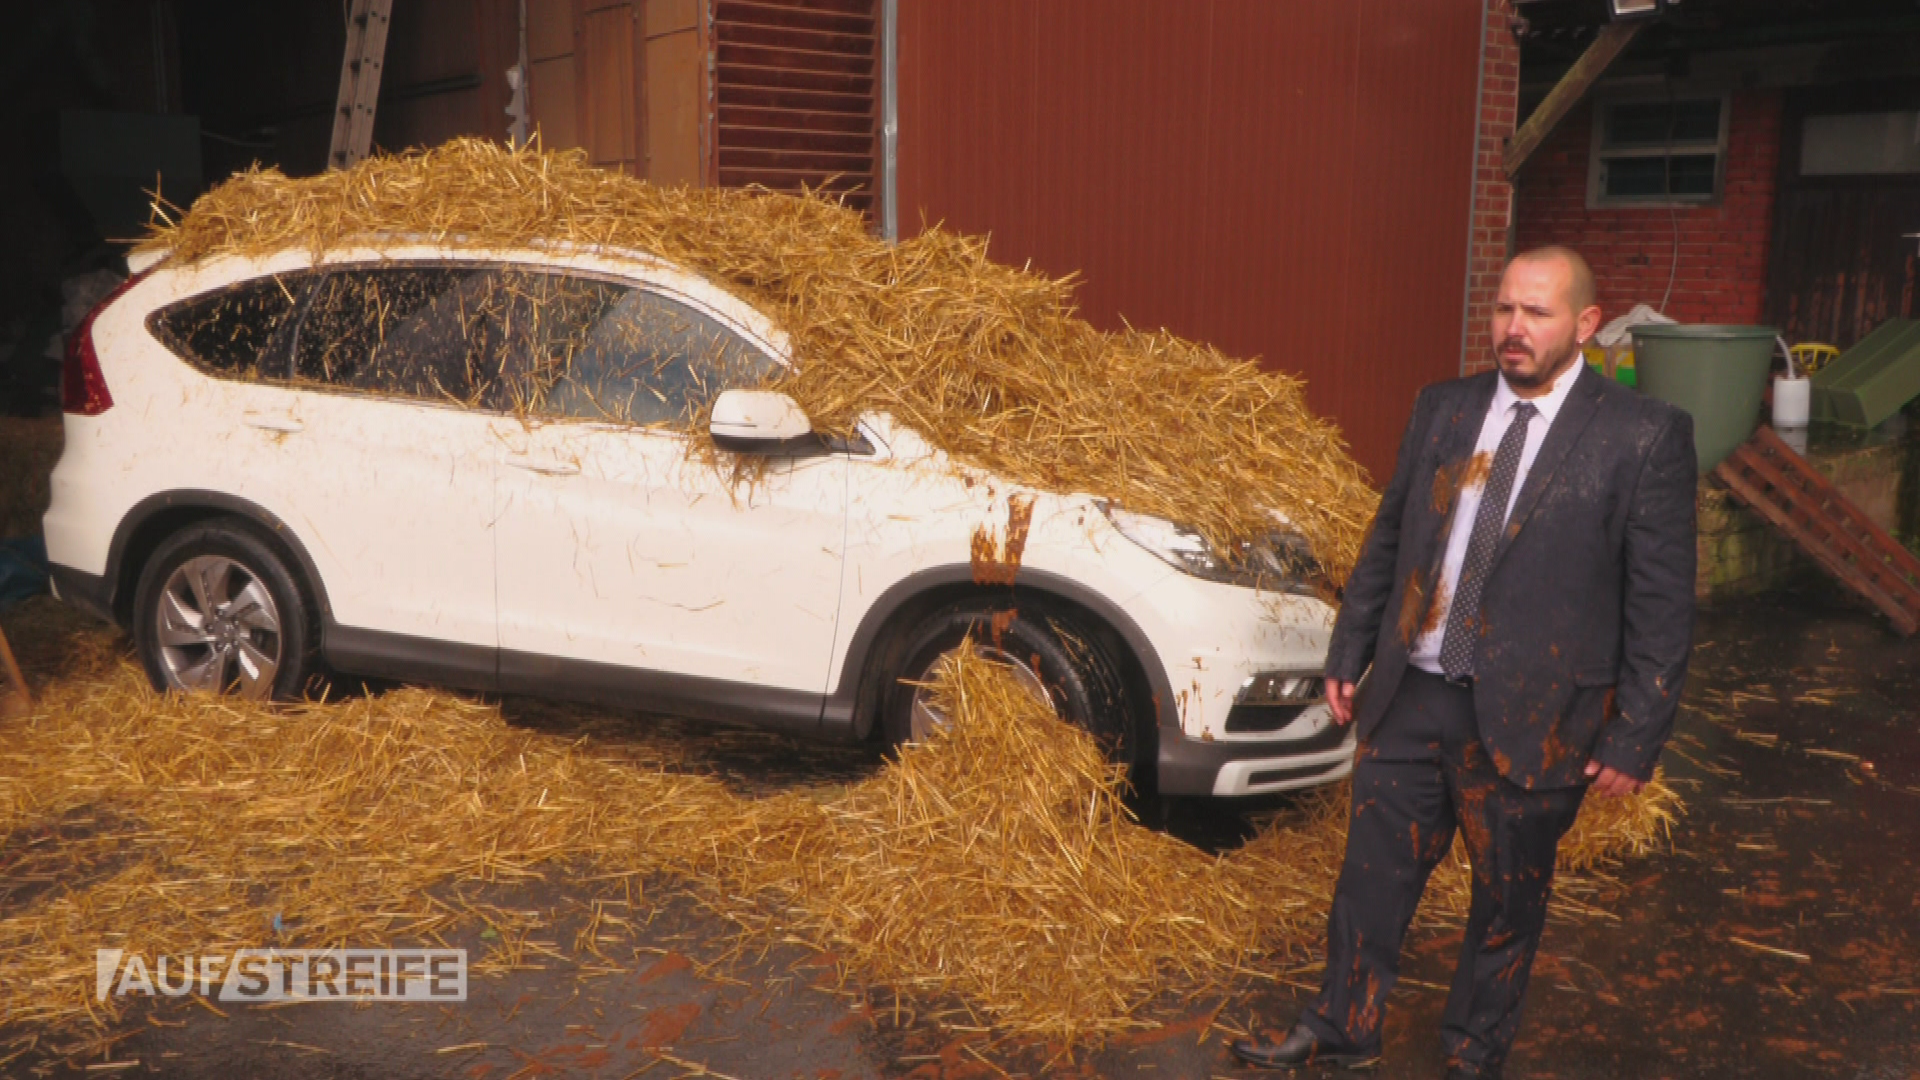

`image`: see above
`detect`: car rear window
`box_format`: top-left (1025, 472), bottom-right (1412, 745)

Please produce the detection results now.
top-left (150, 273), bottom-right (312, 379)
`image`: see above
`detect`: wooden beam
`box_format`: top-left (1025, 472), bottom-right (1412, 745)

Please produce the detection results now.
top-left (1503, 20), bottom-right (1644, 179)
top-left (0, 626), bottom-right (30, 720)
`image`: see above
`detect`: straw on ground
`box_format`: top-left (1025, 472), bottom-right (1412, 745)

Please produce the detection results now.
top-left (0, 601), bottom-right (1678, 1048)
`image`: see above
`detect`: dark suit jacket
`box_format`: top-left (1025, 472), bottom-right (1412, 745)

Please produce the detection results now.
top-left (1325, 364), bottom-right (1697, 790)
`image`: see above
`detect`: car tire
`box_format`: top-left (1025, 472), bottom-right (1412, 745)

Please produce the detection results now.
top-left (132, 519), bottom-right (317, 701)
top-left (881, 596), bottom-right (1136, 763)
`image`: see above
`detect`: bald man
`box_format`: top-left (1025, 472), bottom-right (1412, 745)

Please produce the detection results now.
top-left (1232, 247), bottom-right (1697, 1078)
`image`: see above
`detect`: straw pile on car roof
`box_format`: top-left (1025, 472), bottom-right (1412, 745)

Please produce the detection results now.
top-left (0, 598), bottom-right (1678, 1049)
top-left (136, 138), bottom-right (1377, 580)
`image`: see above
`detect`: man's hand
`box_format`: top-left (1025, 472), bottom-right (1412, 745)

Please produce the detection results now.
top-left (1584, 760), bottom-right (1645, 798)
top-left (1325, 679), bottom-right (1357, 725)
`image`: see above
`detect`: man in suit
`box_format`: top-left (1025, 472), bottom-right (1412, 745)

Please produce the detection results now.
top-left (1231, 246), bottom-right (1697, 1078)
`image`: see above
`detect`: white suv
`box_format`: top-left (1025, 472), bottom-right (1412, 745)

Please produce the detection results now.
top-left (44, 241), bottom-right (1353, 799)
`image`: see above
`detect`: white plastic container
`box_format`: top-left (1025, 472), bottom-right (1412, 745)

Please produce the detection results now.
top-left (1773, 376), bottom-right (1811, 427)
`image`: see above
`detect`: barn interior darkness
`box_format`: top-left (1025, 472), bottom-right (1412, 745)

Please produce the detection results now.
top-left (1, 0), bottom-right (516, 416)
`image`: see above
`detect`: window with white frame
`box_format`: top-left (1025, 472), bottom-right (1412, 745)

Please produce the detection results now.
top-left (1589, 95), bottom-right (1730, 205)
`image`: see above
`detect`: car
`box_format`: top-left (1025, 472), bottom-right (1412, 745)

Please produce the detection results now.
top-left (43, 239), bottom-right (1354, 799)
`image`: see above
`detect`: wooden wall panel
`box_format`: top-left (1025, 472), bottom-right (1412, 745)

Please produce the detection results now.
top-left (644, 0), bottom-right (705, 185)
top-left (528, 0), bottom-right (582, 150)
top-left (897, 0), bottom-right (1487, 478)
top-left (581, 3), bottom-right (641, 170)
top-left (528, 0), bottom-right (576, 61)
top-left (1767, 83), bottom-right (1920, 349)
top-left (384, 0), bottom-right (483, 83)
top-left (381, 90), bottom-right (488, 151)
top-left (530, 56), bottom-right (582, 150)
top-left (372, 0), bottom-right (504, 153)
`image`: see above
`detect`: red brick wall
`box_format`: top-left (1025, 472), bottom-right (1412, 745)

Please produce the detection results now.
top-left (1463, 0), bottom-right (1521, 377)
top-left (1514, 89), bottom-right (1783, 334)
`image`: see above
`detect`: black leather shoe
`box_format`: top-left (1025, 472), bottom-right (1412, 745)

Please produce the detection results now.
top-left (1229, 1022), bottom-right (1381, 1070)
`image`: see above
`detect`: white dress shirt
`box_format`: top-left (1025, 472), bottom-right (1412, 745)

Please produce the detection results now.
top-left (1409, 359), bottom-right (1585, 673)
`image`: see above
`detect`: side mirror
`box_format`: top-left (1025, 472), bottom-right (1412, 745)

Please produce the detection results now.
top-left (710, 389), bottom-right (815, 452)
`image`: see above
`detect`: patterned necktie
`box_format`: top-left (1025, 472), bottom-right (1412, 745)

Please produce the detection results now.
top-left (1438, 400), bottom-right (1538, 681)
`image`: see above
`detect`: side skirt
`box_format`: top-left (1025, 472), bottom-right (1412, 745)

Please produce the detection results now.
top-left (323, 622), bottom-right (836, 740)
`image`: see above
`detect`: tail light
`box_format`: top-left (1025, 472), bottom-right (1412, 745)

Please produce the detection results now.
top-left (62, 270), bottom-right (150, 416)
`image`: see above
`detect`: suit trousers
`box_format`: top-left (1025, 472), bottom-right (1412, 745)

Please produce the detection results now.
top-left (1303, 667), bottom-right (1586, 1072)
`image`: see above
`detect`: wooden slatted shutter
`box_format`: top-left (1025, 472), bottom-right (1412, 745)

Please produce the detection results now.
top-left (713, 0), bottom-right (877, 211)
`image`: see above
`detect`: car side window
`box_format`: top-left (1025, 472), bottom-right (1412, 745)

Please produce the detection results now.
top-left (479, 271), bottom-right (629, 413)
top-left (521, 279), bottom-right (780, 429)
top-left (291, 267), bottom-right (507, 405)
top-left (150, 273), bottom-right (313, 380)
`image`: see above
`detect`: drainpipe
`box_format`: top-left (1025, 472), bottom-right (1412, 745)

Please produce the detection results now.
top-left (1457, 0), bottom-right (1494, 376)
top-left (878, 0), bottom-right (899, 242)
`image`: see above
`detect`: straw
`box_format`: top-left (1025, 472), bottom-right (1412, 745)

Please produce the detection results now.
top-left (134, 139), bottom-right (1377, 582)
top-left (0, 597), bottom-right (1679, 1050)
top-left (0, 146), bottom-right (1680, 1048)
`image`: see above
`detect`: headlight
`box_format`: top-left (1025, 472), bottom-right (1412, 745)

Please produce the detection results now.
top-left (1099, 504), bottom-right (1322, 595)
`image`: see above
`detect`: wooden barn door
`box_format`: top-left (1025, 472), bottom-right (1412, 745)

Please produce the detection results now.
top-left (1767, 84), bottom-right (1920, 349)
top-left (578, 0), bottom-right (644, 174)
top-left (525, 0), bottom-right (700, 184)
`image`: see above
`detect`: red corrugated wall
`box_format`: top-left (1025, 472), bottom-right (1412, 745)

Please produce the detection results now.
top-left (896, 0), bottom-right (1487, 479)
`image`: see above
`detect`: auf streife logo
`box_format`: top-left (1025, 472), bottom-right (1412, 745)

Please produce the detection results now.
top-left (95, 949), bottom-right (467, 1002)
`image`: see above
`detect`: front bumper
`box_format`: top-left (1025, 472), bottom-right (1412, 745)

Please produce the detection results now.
top-left (1104, 560), bottom-right (1352, 796)
top-left (1155, 706), bottom-right (1356, 796)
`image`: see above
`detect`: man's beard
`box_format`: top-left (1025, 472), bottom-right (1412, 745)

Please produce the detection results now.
top-left (1497, 336), bottom-right (1581, 390)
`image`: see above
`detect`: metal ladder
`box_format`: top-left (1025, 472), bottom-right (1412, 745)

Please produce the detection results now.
top-left (1713, 425), bottom-right (1920, 635)
top-left (327, 0), bottom-right (394, 170)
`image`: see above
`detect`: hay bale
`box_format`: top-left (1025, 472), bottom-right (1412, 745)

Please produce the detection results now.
top-left (136, 139), bottom-right (1377, 580)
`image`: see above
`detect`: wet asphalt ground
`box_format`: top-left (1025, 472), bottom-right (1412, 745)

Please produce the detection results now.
top-left (5, 581), bottom-right (1917, 1079)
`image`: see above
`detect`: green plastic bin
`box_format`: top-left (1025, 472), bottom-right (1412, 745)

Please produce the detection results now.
top-left (1630, 324), bottom-right (1777, 474)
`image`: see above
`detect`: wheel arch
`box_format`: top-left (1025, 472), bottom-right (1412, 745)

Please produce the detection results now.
top-left (830, 567), bottom-right (1178, 763)
top-left (106, 490), bottom-right (332, 630)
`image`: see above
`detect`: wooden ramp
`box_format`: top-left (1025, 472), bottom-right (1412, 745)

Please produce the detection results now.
top-left (1713, 425), bottom-right (1920, 635)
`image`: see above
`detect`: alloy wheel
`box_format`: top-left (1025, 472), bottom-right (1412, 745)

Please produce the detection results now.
top-left (153, 555), bottom-right (284, 698)
top-left (907, 644), bottom-right (1054, 742)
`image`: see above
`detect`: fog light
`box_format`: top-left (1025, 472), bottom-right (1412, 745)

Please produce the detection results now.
top-left (1236, 670), bottom-right (1324, 708)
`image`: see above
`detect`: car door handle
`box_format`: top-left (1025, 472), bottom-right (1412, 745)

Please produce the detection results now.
top-left (506, 455), bottom-right (581, 476)
top-left (242, 413), bottom-right (305, 434)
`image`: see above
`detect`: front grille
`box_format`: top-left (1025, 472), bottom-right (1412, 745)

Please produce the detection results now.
top-left (1248, 760), bottom-right (1347, 788)
top-left (1222, 703), bottom-right (1310, 734)
top-left (1220, 709), bottom-right (1350, 754)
